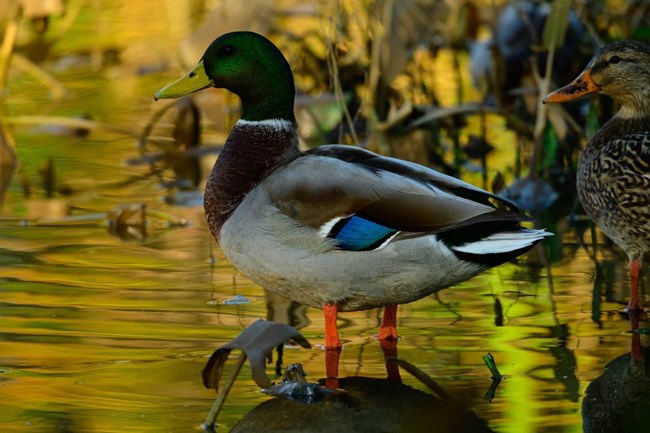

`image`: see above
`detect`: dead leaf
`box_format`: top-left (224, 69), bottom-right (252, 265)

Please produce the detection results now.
top-left (202, 320), bottom-right (311, 390)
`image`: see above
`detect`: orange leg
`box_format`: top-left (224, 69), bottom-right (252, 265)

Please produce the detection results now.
top-left (627, 259), bottom-right (644, 312)
top-left (375, 304), bottom-right (399, 341)
top-left (323, 304), bottom-right (342, 388)
top-left (323, 304), bottom-right (342, 349)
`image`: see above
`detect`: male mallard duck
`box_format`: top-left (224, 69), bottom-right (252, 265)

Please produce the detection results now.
top-left (155, 31), bottom-right (549, 349)
top-left (544, 39), bottom-right (650, 312)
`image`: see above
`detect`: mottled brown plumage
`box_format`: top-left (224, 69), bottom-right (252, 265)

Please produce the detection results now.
top-left (545, 40), bottom-right (650, 311)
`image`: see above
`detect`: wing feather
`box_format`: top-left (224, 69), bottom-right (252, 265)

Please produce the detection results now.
top-left (264, 145), bottom-right (528, 235)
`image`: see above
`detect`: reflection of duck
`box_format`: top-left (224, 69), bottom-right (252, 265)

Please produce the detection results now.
top-left (231, 375), bottom-right (495, 433)
top-left (582, 316), bottom-right (650, 433)
top-left (154, 31), bottom-right (549, 351)
top-left (544, 40), bottom-right (650, 312)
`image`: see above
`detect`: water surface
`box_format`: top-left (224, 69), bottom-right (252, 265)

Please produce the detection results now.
top-left (1, 3), bottom-right (646, 433)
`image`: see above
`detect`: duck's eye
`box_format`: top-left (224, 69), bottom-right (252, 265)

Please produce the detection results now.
top-left (219, 45), bottom-right (237, 57)
top-left (609, 55), bottom-right (621, 64)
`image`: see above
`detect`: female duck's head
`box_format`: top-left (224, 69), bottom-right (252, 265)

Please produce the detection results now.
top-left (544, 40), bottom-right (650, 118)
top-left (155, 31), bottom-right (296, 122)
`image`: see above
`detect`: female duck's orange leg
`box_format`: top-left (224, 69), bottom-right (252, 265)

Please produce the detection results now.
top-left (376, 304), bottom-right (399, 341)
top-left (323, 304), bottom-right (341, 388)
top-left (628, 259), bottom-right (644, 312)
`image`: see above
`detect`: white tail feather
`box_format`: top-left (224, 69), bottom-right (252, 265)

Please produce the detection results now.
top-left (451, 229), bottom-right (551, 255)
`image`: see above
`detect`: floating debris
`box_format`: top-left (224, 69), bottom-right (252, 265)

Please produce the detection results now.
top-left (262, 363), bottom-right (336, 403)
top-left (201, 320), bottom-right (311, 431)
top-left (107, 203), bottom-right (147, 241)
top-left (202, 320), bottom-right (311, 392)
top-left (221, 295), bottom-right (251, 305)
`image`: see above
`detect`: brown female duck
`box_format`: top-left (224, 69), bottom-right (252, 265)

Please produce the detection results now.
top-left (544, 40), bottom-right (650, 311)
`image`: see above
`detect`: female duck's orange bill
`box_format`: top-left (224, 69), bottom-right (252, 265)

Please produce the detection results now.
top-left (543, 69), bottom-right (601, 103)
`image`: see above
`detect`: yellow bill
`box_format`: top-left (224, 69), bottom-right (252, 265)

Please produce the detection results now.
top-left (154, 60), bottom-right (213, 100)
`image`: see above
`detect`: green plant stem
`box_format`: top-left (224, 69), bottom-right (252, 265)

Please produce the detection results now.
top-left (530, 43), bottom-right (556, 177)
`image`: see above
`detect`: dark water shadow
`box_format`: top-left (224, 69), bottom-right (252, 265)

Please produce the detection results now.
top-left (230, 373), bottom-right (495, 433)
top-left (582, 312), bottom-right (650, 433)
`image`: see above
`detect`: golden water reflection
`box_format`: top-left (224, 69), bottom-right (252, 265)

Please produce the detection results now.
top-left (2, 208), bottom-right (639, 432)
top-left (1, 2), bottom-right (648, 433)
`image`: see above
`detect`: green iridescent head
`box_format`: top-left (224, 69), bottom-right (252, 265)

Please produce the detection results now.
top-left (155, 31), bottom-right (295, 122)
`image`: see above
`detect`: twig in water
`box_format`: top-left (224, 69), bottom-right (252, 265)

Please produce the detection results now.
top-left (201, 352), bottom-right (248, 432)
